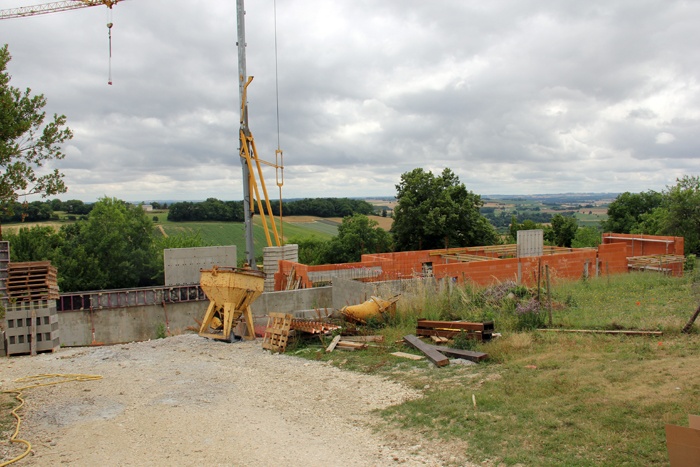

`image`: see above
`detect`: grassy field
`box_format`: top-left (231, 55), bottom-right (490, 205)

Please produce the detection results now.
top-left (157, 216), bottom-right (337, 263)
top-left (575, 210), bottom-right (607, 228)
top-left (292, 270), bottom-right (700, 466)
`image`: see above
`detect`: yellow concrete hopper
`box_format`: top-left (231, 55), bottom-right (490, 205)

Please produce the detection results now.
top-left (341, 294), bottom-right (401, 324)
top-left (198, 266), bottom-right (265, 342)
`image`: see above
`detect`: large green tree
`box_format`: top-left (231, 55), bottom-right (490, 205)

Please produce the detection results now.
top-left (322, 214), bottom-right (392, 263)
top-left (0, 45), bottom-right (72, 215)
top-left (61, 198), bottom-right (158, 290)
top-left (654, 176), bottom-right (700, 254)
top-left (392, 168), bottom-right (499, 251)
top-left (602, 190), bottom-right (663, 233)
top-left (5, 198), bottom-right (160, 291)
top-left (550, 214), bottom-right (579, 248)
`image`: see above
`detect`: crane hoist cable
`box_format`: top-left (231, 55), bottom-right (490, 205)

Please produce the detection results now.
top-left (0, 0), bottom-right (125, 85)
top-left (273, 0), bottom-right (284, 239)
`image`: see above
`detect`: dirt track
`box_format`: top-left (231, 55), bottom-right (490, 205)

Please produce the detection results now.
top-left (1, 334), bottom-right (466, 466)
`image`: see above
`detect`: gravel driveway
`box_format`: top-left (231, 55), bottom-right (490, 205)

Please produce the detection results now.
top-left (1, 334), bottom-right (461, 466)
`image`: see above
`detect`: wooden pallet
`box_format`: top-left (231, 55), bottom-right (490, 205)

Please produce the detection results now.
top-left (7, 261), bottom-right (60, 301)
top-left (262, 313), bottom-right (293, 353)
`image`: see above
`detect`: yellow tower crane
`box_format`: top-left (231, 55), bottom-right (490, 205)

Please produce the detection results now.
top-left (0, 0), bottom-right (121, 20)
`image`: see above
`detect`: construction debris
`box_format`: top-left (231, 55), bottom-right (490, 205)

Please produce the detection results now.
top-left (423, 343), bottom-right (488, 362)
top-left (416, 319), bottom-right (494, 341)
top-left (325, 335), bottom-right (341, 353)
top-left (430, 335), bottom-right (449, 344)
top-left (339, 335), bottom-right (384, 343)
top-left (403, 334), bottom-right (449, 367)
top-left (290, 319), bottom-right (341, 335)
top-left (262, 313), bottom-right (293, 353)
top-left (335, 340), bottom-right (368, 350)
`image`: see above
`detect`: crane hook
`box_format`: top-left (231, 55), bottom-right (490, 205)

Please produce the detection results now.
top-left (107, 22), bottom-right (113, 85)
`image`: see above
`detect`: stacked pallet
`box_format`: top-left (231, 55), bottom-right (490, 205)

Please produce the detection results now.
top-left (4, 300), bottom-right (60, 356)
top-left (7, 261), bottom-right (59, 302)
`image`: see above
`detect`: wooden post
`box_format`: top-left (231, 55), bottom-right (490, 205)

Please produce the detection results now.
top-left (546, 265), bottom-right (552, 326)
top-left (682, 303), bottom-right (700, 334)
top-left (537, 258), bottom-right (542, 303)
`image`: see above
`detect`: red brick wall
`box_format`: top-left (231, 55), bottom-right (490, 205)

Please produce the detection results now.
top-left (602, 233), bottom-right (684, 256)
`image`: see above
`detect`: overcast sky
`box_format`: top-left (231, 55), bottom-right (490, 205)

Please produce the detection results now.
top-left (3, 0), bottom-right (700, 202)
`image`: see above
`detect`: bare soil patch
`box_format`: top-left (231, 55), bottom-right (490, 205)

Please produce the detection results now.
top-left (1, 335), bottom-right (463, 466)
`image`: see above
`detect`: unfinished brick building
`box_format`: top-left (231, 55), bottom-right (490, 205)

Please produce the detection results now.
top-left (274, 232), bottom-right (685, 290)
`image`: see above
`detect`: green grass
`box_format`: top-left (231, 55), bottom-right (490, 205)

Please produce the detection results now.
top-left (294, 270), bottom-right (700, 466)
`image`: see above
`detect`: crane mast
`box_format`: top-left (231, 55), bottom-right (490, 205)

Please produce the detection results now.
top-left (237, 0), bottom-right (256, 268)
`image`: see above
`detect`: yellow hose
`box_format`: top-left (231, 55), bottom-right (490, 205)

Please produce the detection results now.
top-left (1, 374), bottom-right (103, 467)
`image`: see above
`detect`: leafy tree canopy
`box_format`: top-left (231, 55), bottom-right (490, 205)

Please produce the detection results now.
top-left (602, 190), bottom-right (662, 233)
top-left (4, 197), bottom-right (160, 291)
top-left (0, 45), bottom-right (72, 213)
top-left (392, 168), bottom-right (499, 251)
top-left (323, 214), bottom-right (392, 263)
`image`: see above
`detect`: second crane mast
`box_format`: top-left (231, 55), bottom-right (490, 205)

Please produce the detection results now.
top-left (237, 0), bottom-right (283, 269)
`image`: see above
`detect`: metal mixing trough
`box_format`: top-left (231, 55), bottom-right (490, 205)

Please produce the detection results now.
top-left (198, 266), bottom-right (265, 341)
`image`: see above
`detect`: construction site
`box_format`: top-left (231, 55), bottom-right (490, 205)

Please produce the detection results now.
top-left (2, 1), bottom-right (700, 465)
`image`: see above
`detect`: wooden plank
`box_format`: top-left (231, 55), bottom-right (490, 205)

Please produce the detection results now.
top-left (430, 335), bottom-right (449, 344)
top-left (391, 351), bottom-right (425, 361)
top-left (423, 344), bottom-right (488, 362)
top-left (403, 334), bottom-right (449, 367)
top-left (336, 341), bottom-right (367, 349)
top-left (536, 329), bottom-right (663, 336)
top-left (325, 335), bottom-right (341, 353)
top-left (416, 328), bottom-right (488, 340)
top-left (340, 335), bottom-right (385, 343)
top-left (417, 319), bottom-right (489, 332)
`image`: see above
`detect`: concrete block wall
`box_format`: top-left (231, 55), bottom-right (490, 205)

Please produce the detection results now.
top-left (263, 244), bottom-right (299, 292)
top-left (4, 300), bottom-right (59, 355)
top-left (164, 246), bottom-right (237, 286)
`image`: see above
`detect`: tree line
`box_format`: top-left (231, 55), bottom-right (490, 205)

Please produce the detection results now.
top-left (0, 199), bottom-right (93, 223)
top-left (167, 197), bottom-right (375, 222)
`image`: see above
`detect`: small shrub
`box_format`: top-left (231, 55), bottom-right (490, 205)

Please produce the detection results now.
top-left (452, 331), bottom-right (479, 351)
top-left (565, 294), bottom-right (578, 308)
top-left (155, 323), bottom-right (167, 339)
top-left (153, 215), bottom-right (159, 222)
top-left (515, 298), bottom-right (544, 331)
top-left (685, 254), bottom-right (696, 272)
